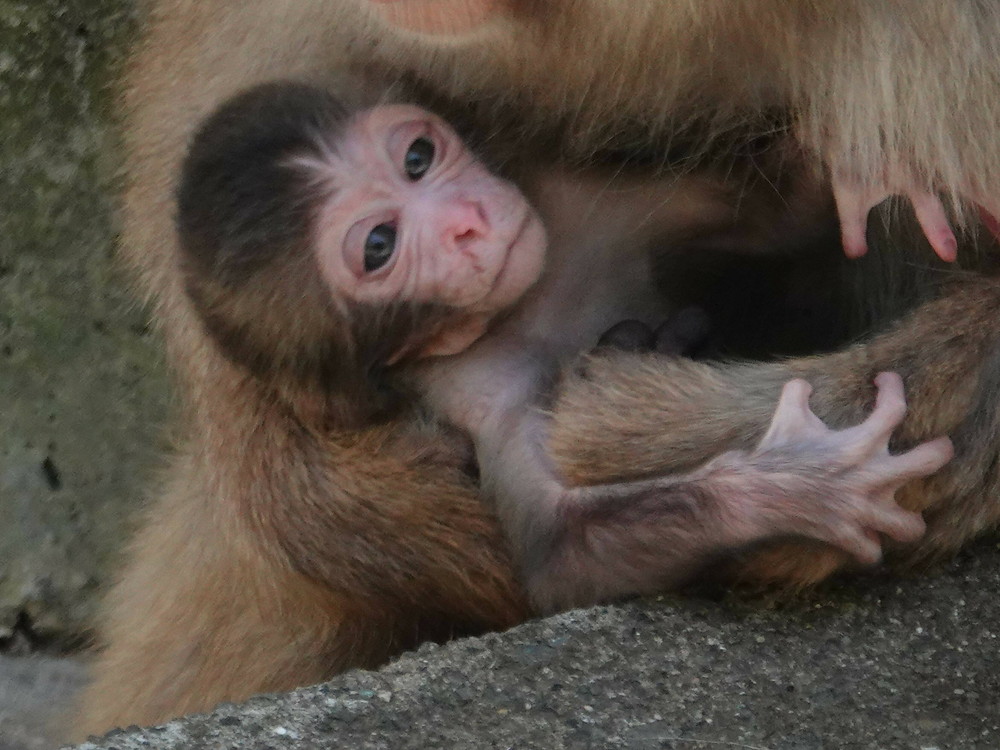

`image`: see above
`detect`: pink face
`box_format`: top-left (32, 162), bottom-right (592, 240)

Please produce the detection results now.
top-left (307, 104), bottom-right (546, 328)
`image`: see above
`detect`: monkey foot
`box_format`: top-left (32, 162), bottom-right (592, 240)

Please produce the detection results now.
top-left (750, 372), bottom-right (954, 564)
top-left (595, 308), bottom-right (713, 358)
top-left (832, 175), bottom-right (959, 262)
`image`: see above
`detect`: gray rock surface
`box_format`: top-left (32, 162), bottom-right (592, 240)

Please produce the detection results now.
top-left (0, 0), bottom-right (166, 640)
top-left (70, 540), bottom-right (1000, 750)
top-left (0, 655), bottom-right (87, 750)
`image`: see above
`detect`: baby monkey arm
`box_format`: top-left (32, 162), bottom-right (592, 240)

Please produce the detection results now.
top-left (481, 373), bottom-right (949, 612)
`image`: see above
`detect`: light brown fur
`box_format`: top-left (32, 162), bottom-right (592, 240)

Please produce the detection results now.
top-left (368, 1), bottom-right (1000, 216)
top-left (74, 0), bottom-right (1000, 738)
top-left (551, 277), bottom-right (1000, 585)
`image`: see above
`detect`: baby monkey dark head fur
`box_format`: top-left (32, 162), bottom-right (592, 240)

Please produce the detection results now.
top-left (177, 83), bottom-right (458, 422)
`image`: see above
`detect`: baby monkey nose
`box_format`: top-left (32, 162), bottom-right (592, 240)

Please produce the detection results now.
top-left (442, 199), bottom-right (490, 251)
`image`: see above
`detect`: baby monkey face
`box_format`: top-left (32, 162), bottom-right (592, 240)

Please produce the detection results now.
top-left (310, 104), bottom-right (546, 318)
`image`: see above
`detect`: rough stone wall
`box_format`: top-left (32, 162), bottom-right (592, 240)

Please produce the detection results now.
top-left (0, 0), bottom-right (164, 644)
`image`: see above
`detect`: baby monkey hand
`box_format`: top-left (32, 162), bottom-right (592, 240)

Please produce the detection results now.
top-left (735, 371), bottom-right (954, 564)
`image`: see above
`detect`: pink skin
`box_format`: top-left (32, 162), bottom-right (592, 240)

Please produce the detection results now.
top-left (366, 2), bottom-right (997, 261)
top-left (831, 162), bottom-right (1000, 263)
top-left (513, 370), bottom-right (952, 611)
top-left (832, 173), bottom-right (960, 262)
top-left (743, 372), bottom-right (951, 564)
top-left (308, 104), bottom-right (547, 356)
top-left (835, 177), bottom-right (1000, 262)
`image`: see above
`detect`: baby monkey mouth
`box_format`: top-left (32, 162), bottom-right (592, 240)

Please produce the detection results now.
top-left (505, 210), bottom-right (532, 254)
top-left (487, 209), bottom-right (537, 291)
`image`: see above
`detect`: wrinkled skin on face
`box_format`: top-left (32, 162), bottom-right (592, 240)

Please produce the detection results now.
top-left (305, 104), bottom-right (547, 357)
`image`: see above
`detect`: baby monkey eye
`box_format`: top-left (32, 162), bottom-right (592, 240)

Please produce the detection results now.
top-left (403, 137), bottom-right (435, 180)
top-left (364, 223), bottom-right (397, 273)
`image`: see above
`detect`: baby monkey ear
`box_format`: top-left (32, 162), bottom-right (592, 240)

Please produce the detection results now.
top-left (369, 0), bottom-right (498, 35)
top-left (414, 314), bottom-right (492, 360)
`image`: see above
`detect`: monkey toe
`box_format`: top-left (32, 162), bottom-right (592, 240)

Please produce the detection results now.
top-left (654, 306), bottom-right (712, 358)
top-left (595, 320), bottom-right (656, 352)
top-left (595, 308), bottom-right (714, 357)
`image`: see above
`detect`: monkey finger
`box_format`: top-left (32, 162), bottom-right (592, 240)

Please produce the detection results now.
top-left (831, 177), bottom-right (875, 259)
top-left (833, 177), bottom-right (959, 263)
top-left (864, 528), bottom-right (880, 549)
top-left (758, 378), bottom-right (827, 447)
top-left (846, 372), bottom-right (907, 447)
top-left (880, 436), bottom-right (955, 484)
top-left (829, 523), bottom-right (883, 566)
top-left (872, 370), bottom-right (907, 422)
top-left (861, 504), bottom-right (926, 545)
top-left (909, 191), bottom-right (958, 262)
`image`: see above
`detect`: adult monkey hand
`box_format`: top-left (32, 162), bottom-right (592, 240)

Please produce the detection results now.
top-left (370, 0), bottom-right (1000, 263)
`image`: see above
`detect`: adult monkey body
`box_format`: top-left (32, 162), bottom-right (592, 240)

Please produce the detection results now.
top-left (74, 0), bottom-right (1000, 738)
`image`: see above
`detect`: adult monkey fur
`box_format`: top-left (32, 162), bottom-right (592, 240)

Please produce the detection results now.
top-left (74, 0), bottom-right (1000, 737)
top-left (174, 83), bottom-right (946, 615)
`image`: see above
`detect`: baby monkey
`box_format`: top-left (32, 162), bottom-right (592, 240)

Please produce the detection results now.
top-left (178, 83), bottom-right (953, 612)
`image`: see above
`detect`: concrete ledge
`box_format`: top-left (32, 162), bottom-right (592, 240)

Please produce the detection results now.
top-left (1, 655), bottom-right (87, 750)
top-left (71, 540), bottom-right (1000, 750)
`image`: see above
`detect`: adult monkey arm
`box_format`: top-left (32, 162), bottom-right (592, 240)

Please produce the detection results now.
top-left (74, 2), bottom-right (527, 737)
top-left (551, 278), bottom-right (1000, 588)
top-left (369, 0), bottom-right (1000, 261)
top-left (74, 363), bottom-right (527, 736)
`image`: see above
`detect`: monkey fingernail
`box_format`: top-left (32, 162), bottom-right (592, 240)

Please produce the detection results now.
top-left (842, 236), bottom-right (869, 259)
top-left (934, 234), bottom-right (959, 263)
top-left (850, 537), bottom-right (883, 566)
top-left (910, 192), bottom-right (958, 262)
top-left (839, 223), bottom-right (869, 259)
